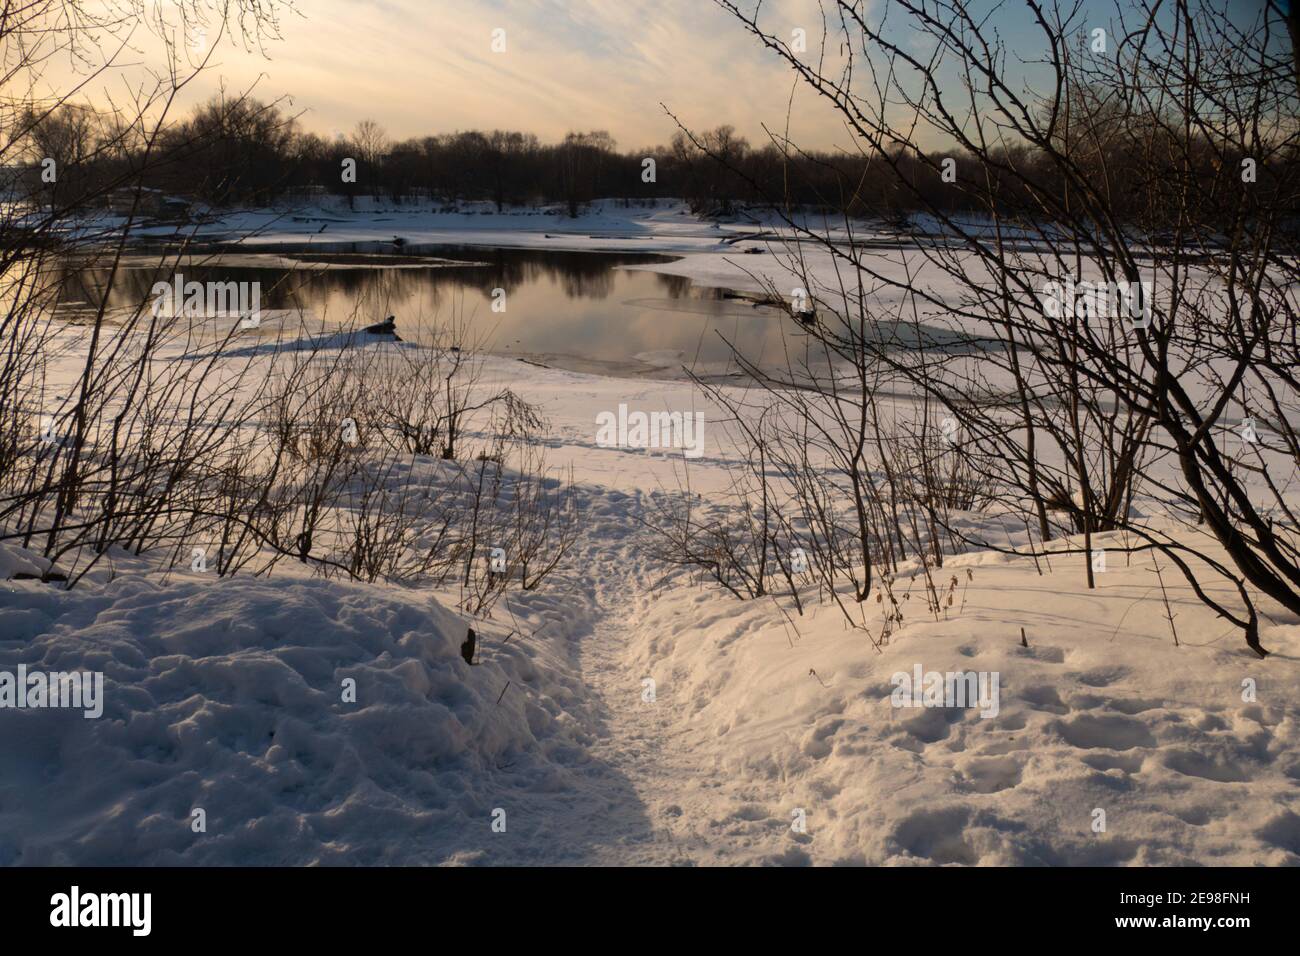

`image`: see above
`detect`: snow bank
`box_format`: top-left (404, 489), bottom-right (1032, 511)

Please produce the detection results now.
top-left (0, 560), bottom-right (585, 865)
top-left (0, 542), bottom-right (52, 581)
top-left (622, 538), bottom-right (1300, 865)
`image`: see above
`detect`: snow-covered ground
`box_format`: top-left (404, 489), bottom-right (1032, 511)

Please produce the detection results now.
top-left (95, 197), bottom-right (759, 255)
top-left (106, 196), bottom-right (1059, 254)
top-left (2, 201), bottom-right (1298, 866)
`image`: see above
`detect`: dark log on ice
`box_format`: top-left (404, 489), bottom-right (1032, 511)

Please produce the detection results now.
top-left (362, 316), bottom-right (402, 340)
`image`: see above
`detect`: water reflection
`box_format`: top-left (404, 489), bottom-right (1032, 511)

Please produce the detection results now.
top-left (62, 246), bottom-right (793, 378)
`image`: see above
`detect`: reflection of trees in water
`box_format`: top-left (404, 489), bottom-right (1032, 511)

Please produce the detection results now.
top-left (63, 249), bottom-right (686, 324)
top-left (58, 266), bottom-right (109, 307)
top-left (559, 262), bottom-right (613, 299)
top-left (58, 265), bottom-right (137, 309)
top-left (306, 267), bottom-right (447, 322)
top-left (419, 247), bottom-right (674, 301)
top-left (652, 272), bottom-right (694, 297)
top-left (69, 265), bottom-right (327, 317)
top-left (55, 250), bottom-right (818, 371)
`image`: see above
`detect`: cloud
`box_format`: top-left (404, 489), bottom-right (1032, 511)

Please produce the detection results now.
top-left (37, 0), bottom-right (879, 150)
top-left (187, 0), bottom-right (855, 148)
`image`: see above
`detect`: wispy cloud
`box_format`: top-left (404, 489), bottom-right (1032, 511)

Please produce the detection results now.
top-left (168, 0), bottom-right (858, 148)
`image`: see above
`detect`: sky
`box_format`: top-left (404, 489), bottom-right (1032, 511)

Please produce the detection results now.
top-left (41, 0), bottom-right (1278, 153)
top-left (201, 0), bottom-right (856, 150)
top-left (42, 0), bottom-right (878, 151)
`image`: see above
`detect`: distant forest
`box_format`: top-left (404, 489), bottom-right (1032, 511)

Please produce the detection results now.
top-left (18, 94), bottom-right (1296, 227)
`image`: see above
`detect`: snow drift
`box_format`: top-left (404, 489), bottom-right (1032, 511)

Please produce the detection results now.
top-left (0, 558), bottom-right (581, 865)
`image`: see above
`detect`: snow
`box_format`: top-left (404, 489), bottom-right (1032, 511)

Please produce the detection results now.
top-left (127, 198), bottom-right (739, 254)
top-left (0, 542), bottom-right (51, 581)
top-left (3, 201), bottom-right (1298, 865)
top-left (114, 196), bottom-right (902, 257)
top-left (0, 562), bottom-right (595, 865)
top-left (617, 535), bottom-right (1300, 865)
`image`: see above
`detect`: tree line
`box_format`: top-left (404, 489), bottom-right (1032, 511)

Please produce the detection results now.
top-left (18, 92), bottom-right (1295, 227)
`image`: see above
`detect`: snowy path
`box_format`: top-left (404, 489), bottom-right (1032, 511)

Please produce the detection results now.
top-left (466, 491), bottom-right (707, 865)
top-left (536, 583), bottom-right (702, 865)
top-left (469, 488), bottom-right (795, 866)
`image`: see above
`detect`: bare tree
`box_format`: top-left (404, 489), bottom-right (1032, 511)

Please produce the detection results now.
top-left (685, 0), bottom-right (1299, 656)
